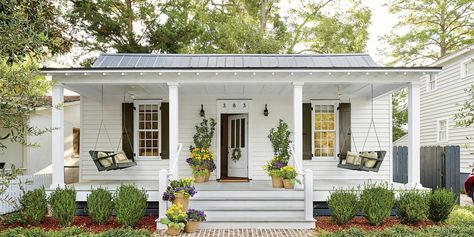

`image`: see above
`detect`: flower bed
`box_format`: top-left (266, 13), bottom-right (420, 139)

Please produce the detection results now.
top-left (0, 215), bottom-right (156, 233)
top-left (316, 216), bottom-right (433, 232)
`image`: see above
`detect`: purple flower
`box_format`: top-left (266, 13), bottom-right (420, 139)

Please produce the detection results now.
top-left (186, 208), bottom-right (206, 221)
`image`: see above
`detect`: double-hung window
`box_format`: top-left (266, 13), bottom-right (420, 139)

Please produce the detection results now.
top-left (312, 101), bottom-right (338, 159)
top-left (427, 74), bottom-right (437, 91)
top-left (134, 100), bottom-right (161, 159)
top-left (437, 119), bottom-right (448, 143)
top-left (462, 58), bottom-right (474, 78)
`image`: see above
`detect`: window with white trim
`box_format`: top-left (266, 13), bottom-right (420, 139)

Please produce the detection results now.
top-left (461, 58), bottom-right (474, 78)
top-left (437, 119), bottom-right (448, 143)
top-left (427, 74), bottom-right (437, 91)
top-left (134, 100), bottom-right (161, 158)
top-left (312, 101), bottom-right (338, 159)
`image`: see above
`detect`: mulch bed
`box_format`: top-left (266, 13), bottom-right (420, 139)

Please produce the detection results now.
top-left (316, 216), bottom-right (433, 232)
top-left (0, 215), bottom-right (157, 233)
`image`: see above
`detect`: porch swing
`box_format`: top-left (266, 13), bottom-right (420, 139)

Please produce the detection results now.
top-left (337, 84), bottom-right (386, 172)
top-left (89, 85), bottom-right (137, 172)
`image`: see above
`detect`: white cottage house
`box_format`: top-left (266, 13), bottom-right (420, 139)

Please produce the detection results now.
top-left (41, 54), bottom-right (440, 229)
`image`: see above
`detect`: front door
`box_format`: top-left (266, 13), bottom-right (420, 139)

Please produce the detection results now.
top-left (227, 114), bottom-right (248, 178)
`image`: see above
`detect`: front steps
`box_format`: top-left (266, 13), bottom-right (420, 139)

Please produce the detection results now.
top-left (159, 187), bottom-right (314, 229)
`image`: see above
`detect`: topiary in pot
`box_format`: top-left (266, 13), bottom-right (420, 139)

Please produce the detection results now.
top-left (327, 188), bottom-right (358, 225)
top-left (114, 184), bottom-right (147, 227)
top-left (359, 182), bottom-right (395, 226)
top-left (397, 189), bottom-right (429, 224)
top-left (48, 186), bottom-right (76, 226)
top-left (428, 188), bottom-right (456, 223)
top-left (20, 188), bottom-right (47, 224)
top-left (86, 188), bottom-right (113, 224)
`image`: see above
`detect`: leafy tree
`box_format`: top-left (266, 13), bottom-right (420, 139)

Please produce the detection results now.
top-left (0, 0), bottom-right (71, 149)
top-left (383, 0), bottom-right (474, 66)
top-left (392, 89), bottom-right (408, 141)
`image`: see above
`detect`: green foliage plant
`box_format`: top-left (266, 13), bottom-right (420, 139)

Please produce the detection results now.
top-left (48, 186), bottom-right (76, 227)
top-left (327, 188), bottom-right (358, 225)
top-left (396, 189), bottom-right (428, 224)
top-left (268, 119), bottom-right (292, 163)
top-left (447, 206), bottom-right (474, 226)
top-left (159, 203), bottom-right (187, 230)
top-left (189, 118), bottom-right (216, 151)
top-left (114, 184), bottom-right (147, 227)
top-left (0, 227), bottom-right (152, 237)
top-left (428, 188), bottom-right (456, 223)
top-left (20, 188), bottom-right (47, 224)
top-left (280, 166), bottom-right (301, 185)
top-left (358, 182), bottom-right (395, 226)
top-left (86, 188), bottom-right (113, 225)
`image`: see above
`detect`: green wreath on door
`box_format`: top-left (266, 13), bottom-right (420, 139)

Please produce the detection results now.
top-left (231, 147), bottom-right (241, 162)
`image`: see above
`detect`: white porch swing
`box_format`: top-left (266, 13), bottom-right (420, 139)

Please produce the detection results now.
top-left (337, 84), bottom-right (386, 172)
top-left (89, 85), bottom-right (137, 172)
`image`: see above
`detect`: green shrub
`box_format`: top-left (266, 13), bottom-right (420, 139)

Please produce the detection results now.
top-left (327, 188), bottom-right (358, 225)
top-left (1, 212), bottom-right (26, 225)
top-left (358, 182), bottom-right (395, 226)
top-left (396, 189), bottom-right (428, 224)
top-left (114, 184), bottom-right (147, 227)
top-left (101, 228), bottom-right (151, 237)
top-left (48, 186), bottom-right (76, 226)
top-left (428, 188), bottom-right (456, 223)
top-left (316, 225), bottom-right (474, 237)
top-left (20, 188), bottom-right (47, 224)
top-left (86, 188), bottom-right (113, 224)
top-left (447, 206), bottom-right (474, 226)
top-left (0, 227), bottom-right (151, 237)
top-left (0, 227), bottom-right (45, 237)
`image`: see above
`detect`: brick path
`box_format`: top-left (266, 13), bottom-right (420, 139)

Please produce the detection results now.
top-left (155, 229), bottom-right (315, 237)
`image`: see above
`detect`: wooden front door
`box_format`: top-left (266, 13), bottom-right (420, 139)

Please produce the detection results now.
top-left (227, 114), bottom-right (248, 178)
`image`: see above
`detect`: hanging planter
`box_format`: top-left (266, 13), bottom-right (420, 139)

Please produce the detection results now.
top-left (231, 147), bottom-right (242, 162)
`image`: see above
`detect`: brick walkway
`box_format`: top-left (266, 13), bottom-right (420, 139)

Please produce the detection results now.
top-left (155, 229), bottom-right (315, 237)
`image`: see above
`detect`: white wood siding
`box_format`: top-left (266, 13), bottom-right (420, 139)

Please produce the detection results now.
top-left (80, 94), bottom-right (391, 182)
top-left (421, 52), bottom-right (474, 173)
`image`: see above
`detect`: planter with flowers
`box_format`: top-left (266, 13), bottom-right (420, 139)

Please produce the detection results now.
top-left (162, 177), bottom-right (197, 211)
top-left (264, 119), bottom-right (292, 188)
top-left (185, 208), bottom-right (206, 233)
top-left (159, 203), bottom-right (187, 236)
top-left (187, 118), bottom-right (217, 183)
top-left (280, 166), bottom-right (301, 189)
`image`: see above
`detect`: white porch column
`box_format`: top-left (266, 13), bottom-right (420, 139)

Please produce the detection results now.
top-left (51, 84), bottom-right (65, 188)
top-left (408, 82), bottom-right (421, 187)
top-left (293, 82), bottom-right (304, 170)
top-left (168, 83), bottom-right (179, 180)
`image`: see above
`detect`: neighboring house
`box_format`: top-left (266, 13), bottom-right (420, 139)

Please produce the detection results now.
top-left (41, 54), bottom-right (439, 229)
top-left (394, 45), bottom-right (474, 179)
top-left (0, 97), bottom-right (80, 183)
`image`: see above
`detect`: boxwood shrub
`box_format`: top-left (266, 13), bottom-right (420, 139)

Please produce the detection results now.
top-left (86, 188), bottom-right (113, 224)
top-left (396, 189), bottom-right (428, 224)
top-left (327, 188), bottom-right (358, 225)
top-left (358, 182), bottom-right (395, 226)
top-left (48, 186), bottom-right (76, 226)
top-left (20, 188), bottom-right (48, 224)
top-left (447, 206), bottom-right (474, 226)
top-left (0, 227), bottom-right (151, 237)
top-left (428, 188), bottom-right (456, 223)
top-left (114, 184), bottom-right (147, 227)
top-left (317, 224), bottom-right (474, 237)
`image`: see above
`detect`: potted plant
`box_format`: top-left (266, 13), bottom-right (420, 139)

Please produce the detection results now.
top-left (187, 118), bottom-right (217, 182)
top-left (265, 119), bottom-right (292, 188)
top-left (263, 157), bottom-right (286, 188)
top-left (162, 177), bottom-right (197, 211)
top-left (160, 203), bottom-right (187, 236)
top-left (280, 166), bottom-right (301, 189)
top-left (185, 208), bottom-right (206, 233)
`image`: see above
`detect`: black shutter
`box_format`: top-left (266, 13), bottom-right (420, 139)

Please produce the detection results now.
top-left (122, 103), bottom-right (134, 158)
top-left (338, 103), bottom-right (351, 156)
top-left (302, 103), bottom-right (312, 160)
top-left (161, 103), bottom-right (169, 160)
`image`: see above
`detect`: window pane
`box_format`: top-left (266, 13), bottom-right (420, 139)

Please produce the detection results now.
top-left (313, 103), bottom-right (336, 158)
top-left (236, 119), bottom-right (240, 147)
top-left (231, 119), bottom-right (235, 148)
top-left (241, 118), bottom-right (245, 148)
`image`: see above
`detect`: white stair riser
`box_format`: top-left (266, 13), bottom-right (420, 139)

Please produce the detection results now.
top-left (193, 190), bottom-right (304, 199)
top-left (189, 200), bottom-right (304, 210)
top-left (198, 221), bottom-right (315, 229)
top-left (204, 210), bottom-right (305, 220)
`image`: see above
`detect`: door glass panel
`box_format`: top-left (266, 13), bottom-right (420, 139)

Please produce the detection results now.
top-left (231, 119), bottom-right (235, 148)
top-left (241, 118), bottom-right (245, 148)
top-left (236, 119), bottom-right (240, 147)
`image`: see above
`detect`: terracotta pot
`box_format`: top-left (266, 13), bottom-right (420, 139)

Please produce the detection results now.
top-left (271, 175), bottom-right (284, 188)
top-left (205, 172), bottom-right (210, 182)
top-left (194, 174), bottom-right (206, 183)
top-left (167, 226), bottom-right (181, 236)
top-left (184, 220), bottom-right (199, 233)
top-left (172, 192), bottom-right (189, 211)
top-left (283, 179), bottom-right (294, 189)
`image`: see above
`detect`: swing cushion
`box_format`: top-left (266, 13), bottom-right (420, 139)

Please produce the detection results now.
top-left (98, 152), bottom-right (113, 167)
top-left (346, 151), bottom-right (360, 165)
top-left (361, 151), bottom-right (378, 168)
top-left (115, 151), bottom-right (131, 164)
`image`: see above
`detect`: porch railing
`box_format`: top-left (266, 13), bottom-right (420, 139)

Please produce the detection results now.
top-left (0, 173), bottom-right (52, 215)
top-left (158, 143), bottom-right (182, 226)
top-left (289, 145), bottom-right (314, 221)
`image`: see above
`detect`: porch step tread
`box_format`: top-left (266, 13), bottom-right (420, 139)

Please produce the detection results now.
top-left (191, 197), bottom-right (304, 201)
top-left (188, 206), bottom-right (304, 211)
top-left (203, 217), bottom-right (313, 222)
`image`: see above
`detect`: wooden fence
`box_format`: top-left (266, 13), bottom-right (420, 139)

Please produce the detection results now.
top-left (393, 146), bottom-right (460, 199)
top-left (0, 173), bottom-right (52, 215)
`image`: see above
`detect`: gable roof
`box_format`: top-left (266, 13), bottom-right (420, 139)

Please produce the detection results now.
top-left (432, 44), bottom-right (474, 67)
top-left (91, 53), bottom-right (379, 69)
